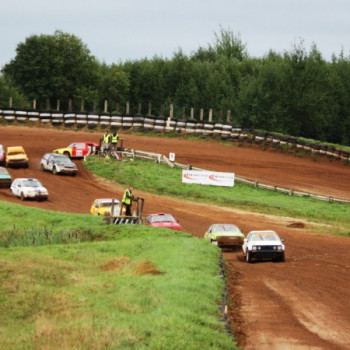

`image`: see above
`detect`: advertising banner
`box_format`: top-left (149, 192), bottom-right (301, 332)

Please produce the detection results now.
top-left (182, 170), bottom-right (235, 187)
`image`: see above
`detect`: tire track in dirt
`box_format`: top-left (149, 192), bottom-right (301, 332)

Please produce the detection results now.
top-left (1, 125), bottom-right (350, 349)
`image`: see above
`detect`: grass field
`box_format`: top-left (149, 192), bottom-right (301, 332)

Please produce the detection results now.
top-left (84, 156), bottom-right (350, 236)
top-left (0, 201), bottom-right (237, 350)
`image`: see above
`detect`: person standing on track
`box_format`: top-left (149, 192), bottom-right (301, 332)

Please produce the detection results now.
top-left (111, 130), bottom-right (119, 151)
top-left (102, 131), bottom-right (110, 155)
top-left (121, 185), bottom-right (134, 216)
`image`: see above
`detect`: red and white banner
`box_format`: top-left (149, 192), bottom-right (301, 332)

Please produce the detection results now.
top-left (182, 170), bottom-right (235, 187)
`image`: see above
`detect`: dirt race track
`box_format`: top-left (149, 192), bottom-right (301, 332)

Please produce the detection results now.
top-left (1, 125), bottom-right (350, 350)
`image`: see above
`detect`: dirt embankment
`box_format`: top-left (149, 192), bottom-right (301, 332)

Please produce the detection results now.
top-left (1, 125), bottom-right (350, 350)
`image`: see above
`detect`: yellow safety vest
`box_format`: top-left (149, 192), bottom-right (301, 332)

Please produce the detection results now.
top-left (111, 134), bottom-right (119, 143)
top-left (103, 134), bottom-right (109, 143)
top-left (122, 189), bottom-right (132, 205)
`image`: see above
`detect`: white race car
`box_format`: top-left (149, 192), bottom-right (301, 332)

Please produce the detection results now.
top-left (10, 178), bottom-right (48, 201)
top-left (242, 230), bottom-right (285, 263)
top-left (40, 153), bottom-right (78, 176)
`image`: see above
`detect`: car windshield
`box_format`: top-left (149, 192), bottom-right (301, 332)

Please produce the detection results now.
top-left (23, 180), bottom-right (42, 187)
top-left (251, 233), bottom-right (279, 241)
top-left (151, 214), bottom-right (175, 223)
top-left (54, 155), bottom-right (72, 164)
top-left (8, 151), bottom-right (24, 156)
top-left (212, 224), bottom-right (240, 233)
top-left (100, 201), bottom-right (113, 207)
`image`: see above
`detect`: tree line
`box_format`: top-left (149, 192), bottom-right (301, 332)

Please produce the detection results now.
top-left (1, 29), bottom-right (350, 145)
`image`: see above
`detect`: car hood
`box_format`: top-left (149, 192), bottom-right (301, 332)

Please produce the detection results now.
top-left (248, 240), bottom-right (284, 247)
top-left (0, 174), bottom-right (11, 179)
top-left (7, 154), bottom-right (28, 160)
top-left (23, 186), bottom-right (48, 193)
top-left (151, 222), bottom-right (182, 230)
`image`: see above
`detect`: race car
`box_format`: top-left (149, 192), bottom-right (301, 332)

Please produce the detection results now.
top-left (204, 223), bottom-right (244, 248)
top-left (10, 178), bottom-right (48, 201)
top-left (90, 198), bottom-right (120, 216)
top-left (40, 153), bottom-right (78, 176)
top-left (242, 230), bottom-right (285, 263)
top-left (0, 167), bottom-right (12, 188)
top-left (52, 142), bottom-right (99, 158)
top-left (146, 213), bottom-right (182, 231)
top-left (5, 146), bottom-right (29, 168)
top-left (0, 144), bottom-right (5, 165)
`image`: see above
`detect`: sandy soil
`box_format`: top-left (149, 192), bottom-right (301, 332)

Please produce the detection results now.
top-left (1, 124), bottom-right (350, 350)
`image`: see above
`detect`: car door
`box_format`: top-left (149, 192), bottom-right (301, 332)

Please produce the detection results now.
top-left (205, 226), bottom-right (213, 240)
top-left (71, 143), bottom-right (85, 157)
top-left (47, 154), bottom-right (56, 171)
top-left (11, 179), bottom-right (20, 196)
top-left (242, 232), bottom-right (253, 253)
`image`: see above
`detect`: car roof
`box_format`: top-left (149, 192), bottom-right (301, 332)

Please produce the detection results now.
top-left (94, 198), bottom-right (119, 202)
top-left (7, 146), bottom-right (25, 151)
top-left (248, 230), bottom-right (277, 235)
top-left (148, 213), bottom-right (173, 216)
top-left (210, 223), bottom-right (241, 230)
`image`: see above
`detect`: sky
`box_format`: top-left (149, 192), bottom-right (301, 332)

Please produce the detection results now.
top-left (1, 0), bottom-right (350, 69)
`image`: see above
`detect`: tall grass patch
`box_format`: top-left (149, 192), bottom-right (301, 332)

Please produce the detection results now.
top-left (0, 230), bottom-right (236, 350)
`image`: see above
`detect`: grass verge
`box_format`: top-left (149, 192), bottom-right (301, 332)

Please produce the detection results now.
top-left (84, 156), bottom-right (350, 235)
top-left (0, 201), bottom-right (237, 350)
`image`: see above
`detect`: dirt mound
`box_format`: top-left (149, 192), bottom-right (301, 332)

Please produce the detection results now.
top-left (287, 221), bottom-right (306, 228)
top-left (132, 261), bottom-right (163, 275)
top-left (100, 257), bottom-right (130, 271)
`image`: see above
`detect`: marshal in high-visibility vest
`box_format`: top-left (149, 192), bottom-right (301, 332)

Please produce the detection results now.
top-left (121, 186), bottom-right (134, 216)
top-left (111, 132), bottom-right (119, 150)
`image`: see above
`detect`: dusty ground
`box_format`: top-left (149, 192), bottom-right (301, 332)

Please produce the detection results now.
top-left (1, 124), bottom-right (350, 350)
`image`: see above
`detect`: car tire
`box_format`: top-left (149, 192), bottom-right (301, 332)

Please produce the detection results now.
top-left (63, 151), bottom-right (71, 159)
top-left (278, 252), bottom-right (285, 262)
top-left (20, 192), bottom-right (25, 201)
top-left (246, 250), bottom-right (252, 263)
top-left (52, 167), bottom-right (58, 175)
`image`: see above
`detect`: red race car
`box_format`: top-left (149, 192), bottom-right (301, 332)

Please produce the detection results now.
top-left (52, 142), bottom-right (100, 158)
top-left (146, 213), bottom-right (182, 231)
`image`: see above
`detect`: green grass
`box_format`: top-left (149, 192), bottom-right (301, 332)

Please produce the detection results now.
top-left (84, 156), bottom-right (350, 235)
top-left (0, 201), bottom-right (237, 350)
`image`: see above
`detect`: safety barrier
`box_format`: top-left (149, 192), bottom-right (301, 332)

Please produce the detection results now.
top-left (0, 108), bottom-right (349, 165)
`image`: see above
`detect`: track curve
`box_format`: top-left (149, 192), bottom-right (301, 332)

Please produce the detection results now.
top-left (1, 125), bottom-right (350, 350)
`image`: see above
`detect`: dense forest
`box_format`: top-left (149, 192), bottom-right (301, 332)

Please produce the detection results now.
top-left (1, 29), bottom-right (350, 145)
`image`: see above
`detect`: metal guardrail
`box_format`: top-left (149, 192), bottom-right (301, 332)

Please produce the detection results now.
top-left (120, 148), bottom-right (350, 205)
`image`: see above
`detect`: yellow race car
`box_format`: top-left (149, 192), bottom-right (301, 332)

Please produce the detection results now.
top-left (6, 146), bottom-right (29, 168)
top-left (90, 198), bottom-right (120, 216)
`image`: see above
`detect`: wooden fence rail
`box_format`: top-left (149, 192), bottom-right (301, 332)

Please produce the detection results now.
top-left (119, 148), bottom-right (350, 205)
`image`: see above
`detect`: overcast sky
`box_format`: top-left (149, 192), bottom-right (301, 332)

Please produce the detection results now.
top-left (1, 0), bottom-right (350, 69)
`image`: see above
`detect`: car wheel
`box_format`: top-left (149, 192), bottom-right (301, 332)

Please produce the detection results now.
top-left (20, 192), bottom-right (25, 201)
top-left (278, 252), bottom-right (285, 262)
top-left (52, 166), bottom-right (58, 175)
top-left (63, 151), bottom-right (71, 159)
top-left (246, 250), bottom-right (252, 263)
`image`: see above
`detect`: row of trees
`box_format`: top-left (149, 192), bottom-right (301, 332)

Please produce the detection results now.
top-left (1, 29), bottom-right (350, 145)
